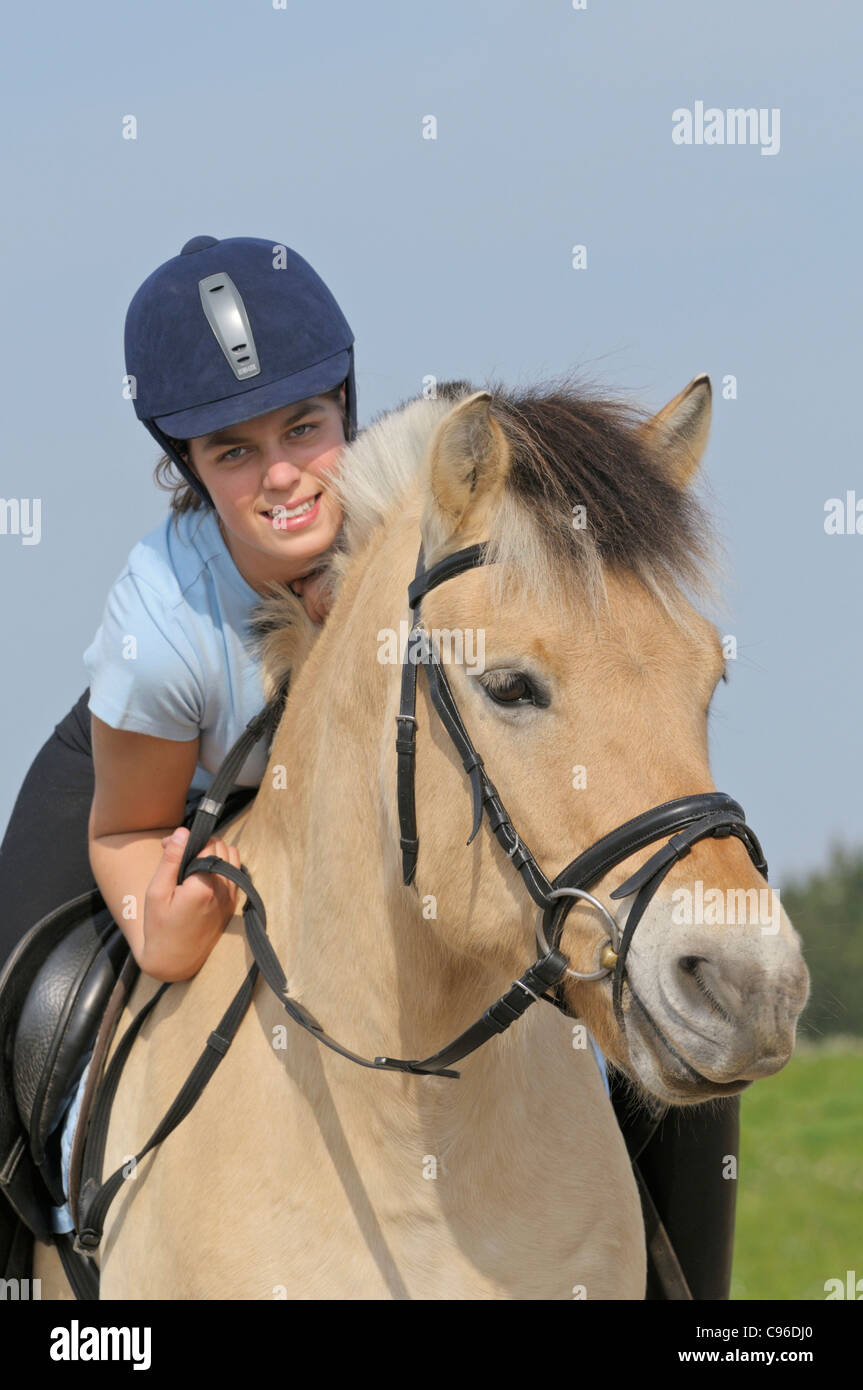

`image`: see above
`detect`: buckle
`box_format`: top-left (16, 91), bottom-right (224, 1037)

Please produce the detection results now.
top-left (73, 1228), bottom-right (100, 1257)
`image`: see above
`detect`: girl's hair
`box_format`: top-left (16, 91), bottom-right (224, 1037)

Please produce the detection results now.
top-left (153, 383), bottom-right (349, 515)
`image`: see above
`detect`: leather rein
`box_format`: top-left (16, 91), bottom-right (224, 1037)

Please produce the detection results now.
top-left (73, 539), bottom-right (767, 1258)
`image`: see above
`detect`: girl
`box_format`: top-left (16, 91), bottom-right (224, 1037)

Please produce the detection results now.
top-left (0, 234), bottom-right (354, 979)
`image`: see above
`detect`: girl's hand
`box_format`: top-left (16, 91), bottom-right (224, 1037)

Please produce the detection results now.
top-left (289, 569), bottom-right (331, 626)
top-left (141, 826), bottom-right (242, 981)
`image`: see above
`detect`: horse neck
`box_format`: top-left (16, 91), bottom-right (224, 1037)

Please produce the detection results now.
top-left (243, 510), bottom-right (514, 1079)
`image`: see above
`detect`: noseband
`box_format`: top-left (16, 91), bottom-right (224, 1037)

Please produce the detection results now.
top-left (396, 543), bottom-right (768, 1032)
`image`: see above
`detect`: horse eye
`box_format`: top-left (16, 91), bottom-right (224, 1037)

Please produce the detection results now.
top-left (481, 671), bottom-right (534, 706)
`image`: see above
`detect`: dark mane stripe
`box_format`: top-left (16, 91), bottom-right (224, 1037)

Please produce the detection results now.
top-left (327, 374), bottom-right (713, 609)
top-left (484, 374), bottom-right (710, 590)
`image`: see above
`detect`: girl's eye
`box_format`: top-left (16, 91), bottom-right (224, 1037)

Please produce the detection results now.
top-left (219, 446), bottom-right (247, 463)
top-left (480, 671), bottom-right (536, 706)
top-left (289, 422), bottom-right (316, 438)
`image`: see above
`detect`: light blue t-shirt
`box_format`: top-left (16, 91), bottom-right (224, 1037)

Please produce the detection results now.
top-left (83, 508), bottom-right (270, 791)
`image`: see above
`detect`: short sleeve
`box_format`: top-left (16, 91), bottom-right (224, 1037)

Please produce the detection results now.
top-left (83, 572), bottom-right (204, 741)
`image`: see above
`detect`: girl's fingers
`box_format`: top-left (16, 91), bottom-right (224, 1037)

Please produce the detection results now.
top-left (177, 836), bottom-right (241, 908)
top-left (149, 827), bottom-right (191, 903)
top-left (206, 839), bottom-right (240, 907)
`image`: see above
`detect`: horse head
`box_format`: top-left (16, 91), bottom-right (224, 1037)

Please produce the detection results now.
top-left (257, 376), bottom-right (810, 1107)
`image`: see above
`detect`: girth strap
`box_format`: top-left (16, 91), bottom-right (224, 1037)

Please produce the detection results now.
top-left (55, 1231), bottom-right (100, 1300)
top-left (633, 1165), bottom-right (693, 1300)
top-left (75, 967), bottom-right (258, 1254)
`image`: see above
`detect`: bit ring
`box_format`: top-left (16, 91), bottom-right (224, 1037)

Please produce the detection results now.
top-left (535, 886), bottom-right (620, 981)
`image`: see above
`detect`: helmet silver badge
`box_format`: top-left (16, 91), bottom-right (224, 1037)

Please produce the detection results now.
top-left (198, 272), bottom-right (262, 380)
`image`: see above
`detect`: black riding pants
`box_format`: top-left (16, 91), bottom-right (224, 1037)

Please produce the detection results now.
top-left (0, 689), bottom-right (739, 1298)
top-left (0, 690), bottom-right (100, 967)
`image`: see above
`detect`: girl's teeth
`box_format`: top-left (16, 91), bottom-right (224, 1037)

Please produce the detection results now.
top-left (272, 495), bottom-right (317, 519)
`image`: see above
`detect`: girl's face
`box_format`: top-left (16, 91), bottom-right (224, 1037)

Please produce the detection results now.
top-left (186, 389), bottom-right (346, 591)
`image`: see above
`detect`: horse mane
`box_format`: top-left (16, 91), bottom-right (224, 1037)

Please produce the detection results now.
top-left (253, 373), bottom-right (718, 694)
top-left (331, 371), bottom-right (715, 610)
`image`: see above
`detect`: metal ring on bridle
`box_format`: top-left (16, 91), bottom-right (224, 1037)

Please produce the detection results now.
top-left (535, 887), bottom-right (621, 981)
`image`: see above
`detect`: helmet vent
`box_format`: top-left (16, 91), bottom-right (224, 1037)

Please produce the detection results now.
top-left (198, 272), bottom-right (261, 380)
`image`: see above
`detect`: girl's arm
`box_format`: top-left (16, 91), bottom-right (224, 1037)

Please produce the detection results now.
top-left (88, 716), bottom-right (241, 982)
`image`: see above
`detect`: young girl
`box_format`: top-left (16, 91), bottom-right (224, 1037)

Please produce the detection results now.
top-left (0, 234), bottom-right (355, 980)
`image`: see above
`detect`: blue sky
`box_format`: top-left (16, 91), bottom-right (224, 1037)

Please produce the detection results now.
top-left (0, 0), bottom-right (859, 882)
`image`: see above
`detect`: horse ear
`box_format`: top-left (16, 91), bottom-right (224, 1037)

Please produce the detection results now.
top-left (421, 390), bottom-right (510, 552)
top-left (639, 375), bottom-right (712, 487)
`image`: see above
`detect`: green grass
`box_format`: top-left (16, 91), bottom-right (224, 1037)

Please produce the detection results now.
top-left (730, 1042), bottom-right (863, 1300)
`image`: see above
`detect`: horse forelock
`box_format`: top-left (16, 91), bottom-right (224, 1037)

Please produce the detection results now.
top-left (325, 373), bottom-right (719, 628)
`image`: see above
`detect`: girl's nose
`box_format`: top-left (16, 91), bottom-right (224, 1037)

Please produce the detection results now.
top-left (261, 451), bottom-right (304, 488)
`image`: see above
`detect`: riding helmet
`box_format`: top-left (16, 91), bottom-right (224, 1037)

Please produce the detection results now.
top-left (124, 235), bottom-right (356, 504)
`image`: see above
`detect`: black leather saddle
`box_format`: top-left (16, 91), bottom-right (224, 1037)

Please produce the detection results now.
top-left (0, 888), bottom-right (128, 1245)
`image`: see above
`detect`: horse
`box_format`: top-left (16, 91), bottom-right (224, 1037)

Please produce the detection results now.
top-left (35, 374), bottom-right (809, 1299)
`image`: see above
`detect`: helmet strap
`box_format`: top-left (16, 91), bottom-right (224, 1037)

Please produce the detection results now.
top-left (144, 419), bottom-right (214, 507)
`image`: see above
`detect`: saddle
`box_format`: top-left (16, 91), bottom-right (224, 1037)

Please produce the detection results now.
top-left (0, 888), bottom-right (130, 1252)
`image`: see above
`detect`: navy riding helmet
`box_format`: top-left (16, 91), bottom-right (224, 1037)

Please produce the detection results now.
top-left (125, 235), bottom-right (356, 505)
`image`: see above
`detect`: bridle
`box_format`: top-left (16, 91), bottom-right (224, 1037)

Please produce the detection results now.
top-left (74, 536), bottom-right (770, 1257)
top-left (396, 542), bottom-right (769, 1034)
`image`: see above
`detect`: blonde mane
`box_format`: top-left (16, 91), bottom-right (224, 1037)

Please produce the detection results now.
top-left (253, 377), bottom-right (721, 693)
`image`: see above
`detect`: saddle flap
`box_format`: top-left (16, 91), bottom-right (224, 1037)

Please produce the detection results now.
top-left (1, 891), bottom-right (102, 1164)
top-left (12, 904), bottom-right (129, 1167)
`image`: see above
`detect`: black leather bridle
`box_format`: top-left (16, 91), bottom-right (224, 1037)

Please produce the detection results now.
top-left (74, 538), bottom-right (769, 1257)
top-left (396, 542), bottom-right (769, 1033)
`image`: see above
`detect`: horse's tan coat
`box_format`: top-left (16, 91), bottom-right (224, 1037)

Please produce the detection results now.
top-left (36, 381), bottom-right (807, 1299)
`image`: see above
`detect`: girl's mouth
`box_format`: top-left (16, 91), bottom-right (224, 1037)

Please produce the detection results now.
top-left (261, 493), bottom-right (323, 531)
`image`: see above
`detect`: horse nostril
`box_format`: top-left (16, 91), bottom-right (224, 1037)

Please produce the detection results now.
top-left (676, 955), bottom-right (736, 1024)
